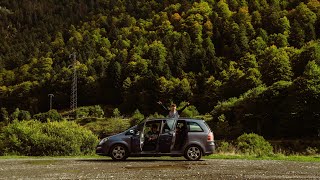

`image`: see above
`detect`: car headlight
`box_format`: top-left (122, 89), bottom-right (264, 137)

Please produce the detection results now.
top-left (99, 137), bottom-right (109, 145)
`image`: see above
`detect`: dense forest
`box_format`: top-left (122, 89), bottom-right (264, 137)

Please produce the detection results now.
top-left (1, 0), bottom-right (320, 138)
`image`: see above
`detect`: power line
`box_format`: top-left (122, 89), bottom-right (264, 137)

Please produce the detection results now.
top-left (69, 52), bottom-right (77, 119)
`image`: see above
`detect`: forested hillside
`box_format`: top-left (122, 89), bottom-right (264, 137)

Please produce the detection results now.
top-left (1, 0), bottom-right (320, 138)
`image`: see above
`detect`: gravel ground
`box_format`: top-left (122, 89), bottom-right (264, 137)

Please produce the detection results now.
top-left (0, 157), bottom-right (319, 179)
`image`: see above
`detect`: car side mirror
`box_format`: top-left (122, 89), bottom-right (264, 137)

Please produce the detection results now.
top-left (135, 130), bottom-right (140, 136)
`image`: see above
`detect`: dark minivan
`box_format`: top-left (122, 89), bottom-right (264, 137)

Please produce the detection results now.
top-left (96, 118), bottom-right (215, 161)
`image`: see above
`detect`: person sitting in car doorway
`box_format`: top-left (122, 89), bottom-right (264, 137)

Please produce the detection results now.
top-left (146, 124), bottom-right (159, 142)
top-left (143, 124), bottom-right (159, 151)
top-left (175, 122), bottom-right (188, 150)
top-left (157, 101), bottom-right (190, 118)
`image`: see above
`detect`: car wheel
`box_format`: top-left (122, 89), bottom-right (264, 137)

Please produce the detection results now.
top-left (184, 145), bottom-right (202, 161)
top-left (110, 144), bottom-right (128, 161)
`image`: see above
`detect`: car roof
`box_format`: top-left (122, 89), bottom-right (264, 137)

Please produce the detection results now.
top-left (146, 117), bottom-right (204, 122)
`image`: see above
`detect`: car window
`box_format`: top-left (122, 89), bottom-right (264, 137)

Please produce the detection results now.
top-left (161, 119), bottom-right (177, 133)
top-left (166, 119), bottom-right (176, 130)
top-left (187, 122), bottom-right (203, 132)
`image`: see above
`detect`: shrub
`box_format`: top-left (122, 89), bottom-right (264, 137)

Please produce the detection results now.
top-left (130, 109), bottom-right (144, 126)
top-left (89, 105), bottom-right (104, 117)
top-left (76, 117), bottom-right (98, 126)
top-left (217, 141), bottom-right (236, 154)
top-left (83, 118), bottom-right (130, 139)
top-left (0, 108), bottom-right (9, 124)
top-left (305, 147), bottom-right (318, 156)
top-left (76, 105), bottom-right (105, 118)
top-left (236, 133), bottom-right (274, 156)
top-left (10, 108), bottom-right (31, 121)
top-left (0, 120), bottom-right (98, 156)
top-left (33, 109), bottom-right (62, 122)
top-left (112, 108), bottom-right (121, 118)
top-left (147, 112), bottom-right (165, 119)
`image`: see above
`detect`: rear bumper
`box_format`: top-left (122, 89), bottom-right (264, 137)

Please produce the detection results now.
top-left (204, 141), bottom-right (215, 155)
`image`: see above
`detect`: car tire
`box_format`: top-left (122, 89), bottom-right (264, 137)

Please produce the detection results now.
top-left (110, 144), bottom-right (128, 161)
top-left (184, 145), bottom-right (202, 161)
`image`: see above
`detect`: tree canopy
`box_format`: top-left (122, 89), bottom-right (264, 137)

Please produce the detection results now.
top-left (1, 0), bottom-right (320, 138)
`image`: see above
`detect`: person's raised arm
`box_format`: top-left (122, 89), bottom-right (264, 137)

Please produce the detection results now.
top-left (157, 101), bottom-right (168, 111)
top-left (177, 102), bottom-right (190, 115)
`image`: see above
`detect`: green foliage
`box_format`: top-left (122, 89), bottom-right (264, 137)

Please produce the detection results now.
top-left (180, 105), bottom-right (199, 118)
top-left (0, 108), bottom-right (9, 124)
top-left (76, 105), bottom-right (104, 118)
top-left (217, 141), bottom-right (236, 154)
top-left (1, 0), bottom-right (320, 140)
top-left (259, 46), bottom-right (293, 85)
top-left (237, 133), bottom-right (274, 157)
top-left (10, 108), bottom-right (31, 121)
top-left (305, 147), bottom-right (318, 156)
top-left (112, 108), bottom-right (121, 118)
top-left (130, 109), bottom-right (145, 126)
top-left (0, 120), bottom-right (98, 156)
top-left (33, 109), bottom-right (62, 122)
top-left (83, 118), bottom-right (130, 139)
top-left (147, 112), bottom-right (165, 119)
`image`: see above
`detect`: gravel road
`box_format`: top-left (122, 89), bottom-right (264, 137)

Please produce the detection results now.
top-left (0, 157), bottom-right (319, 179)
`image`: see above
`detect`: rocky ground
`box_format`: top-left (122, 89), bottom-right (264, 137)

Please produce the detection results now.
top-left (0, 157), bottom-right (319, 179)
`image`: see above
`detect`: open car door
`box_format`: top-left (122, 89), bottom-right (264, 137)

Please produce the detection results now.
top-left (158, 118), bottom-right (178, 153)
top-left (130, 121), bottom-right (145, 153)
top-left (139, 120), bottom-right (147, 151)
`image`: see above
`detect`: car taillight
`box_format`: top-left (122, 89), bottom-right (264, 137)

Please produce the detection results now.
top-left (207, 132), bottom-right (214, 141)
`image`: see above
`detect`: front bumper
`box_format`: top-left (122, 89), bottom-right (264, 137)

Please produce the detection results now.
top-left (96, 145), bottom-right (105, 156)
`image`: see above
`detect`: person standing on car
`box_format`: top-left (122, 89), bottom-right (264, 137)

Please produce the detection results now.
top-left (157, 101), bottom-right (190, 118)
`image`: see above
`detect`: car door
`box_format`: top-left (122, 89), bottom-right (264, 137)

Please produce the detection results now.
top-left (158, 118), bottom-right (177, 153)
top-left (130, 122), bottom-right (145, 153)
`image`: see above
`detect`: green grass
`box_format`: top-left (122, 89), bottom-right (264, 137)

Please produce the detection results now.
top-left (205, 154), bottom-right (320, 162)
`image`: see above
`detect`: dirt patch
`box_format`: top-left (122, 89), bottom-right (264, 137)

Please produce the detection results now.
top-left (125, 164), bottom-right (189, 170)
top-left (23, 160), bottom-right (58, 165)
top-left (0, 158), bottom-right (319, 179)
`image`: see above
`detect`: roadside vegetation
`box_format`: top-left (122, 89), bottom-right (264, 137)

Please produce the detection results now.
top-left (213, 133), bottom-right (320, 162)
top-left (0, 120), bottom-right (98, 156)
top-left (0, 110), bottom-right (319, 160)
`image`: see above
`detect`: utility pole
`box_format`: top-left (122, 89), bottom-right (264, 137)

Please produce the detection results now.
top-left (69, 52), bottom-right (78, 119)
top-left (48, 94), bottom-right (54, 110)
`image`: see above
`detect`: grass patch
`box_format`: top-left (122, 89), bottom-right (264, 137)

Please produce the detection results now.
top-left (205, 153), bottom-right (320, 162)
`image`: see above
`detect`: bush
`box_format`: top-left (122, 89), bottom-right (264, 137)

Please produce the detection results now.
top-left (76, 105), bottom-right (104, 118)
top-left (130, 109), bottom-right (144, 126)
top-left (83, 118), bottom-right (130, 139)
top-left (236, 133), bottom-right (274, 156)
top-left (217, 141), bottom-right (236, 154)
top-left (0, 120), bottom-right (98, 156)
top-left (33, 109), bottom-right (62, 122)
top-left (112, 108), bottom-right (121, 118)
top-left (0, 108), bottom-right (9, 124)
top-left (10, 108), bottom-right (31, 121)
top-left (147, 112), bottom-right (165, 119)
top-left (76, 117), bottom-right (98, 126)
top-left (305, 147), bottom-right (318, 156)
